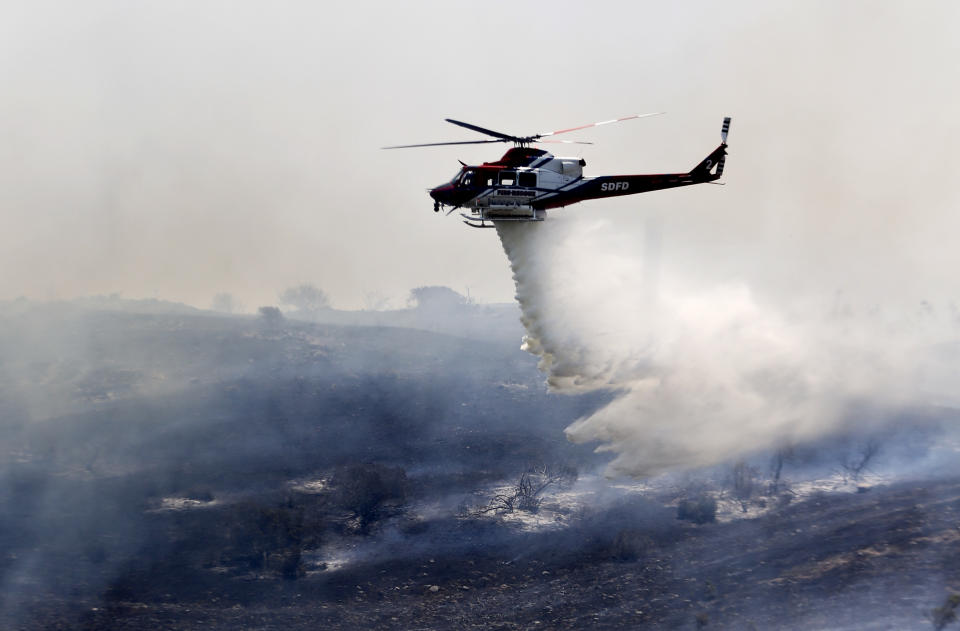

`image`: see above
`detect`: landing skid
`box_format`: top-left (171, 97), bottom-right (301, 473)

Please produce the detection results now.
top-left (462, 219), bottom-right (497, 229)
top-left (459, 210), bottom-right (546, 228)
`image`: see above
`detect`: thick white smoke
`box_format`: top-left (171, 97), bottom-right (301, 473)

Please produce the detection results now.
top-left (497, 215), bottom-right (960, 477)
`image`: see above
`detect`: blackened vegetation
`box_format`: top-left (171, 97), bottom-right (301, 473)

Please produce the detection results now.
top-left (931, 593), bottom-right (960, 630)
top-left (677, 496), bottom-right (718, 524)
top-left (258, 305), bottom-right (284, 328)
top-left (0, 303), bottom-right (959, 630)
top-left (331, 463), bottom-right (408, 534)
top-left (0, 304), bottom-right (606, 626)
top-left (729, 460), bottom-right (759, 513)
top-left (469, 463), bottom-right (578, 516)
top-left (840, 439), bottom-right (882, 483)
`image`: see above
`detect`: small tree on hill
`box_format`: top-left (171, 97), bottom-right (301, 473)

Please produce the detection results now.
top-left (841, 439), bottom-right (881, 483)
top-left (729, 460), bottom-right (758, 513)
top-left (258, 306), bottom-right (284, 328)
top-left (211, 292), bottom-right (241, 314)
top-left (769, 445), bottom-right (795, 494)
top-left (279, 283), bottom-right (331, 318)
top-left (409, 286), bottom-right (470, 310)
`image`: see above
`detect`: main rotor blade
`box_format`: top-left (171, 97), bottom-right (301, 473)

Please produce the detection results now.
top-left (536, 139), bottom-right (594, 145)
top-left (382, 139), bottom-right (505, 149)
top-left (537, 111), bottom-right (665, 138)
top-left (445, 118), bottom-right (520, 142)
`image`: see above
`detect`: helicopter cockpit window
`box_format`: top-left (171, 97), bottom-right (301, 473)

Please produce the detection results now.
top-left (498, 171), bottom-right (516, 186)
top-left (517, 171), bottom-right (536, 188)
top-left (458, 170), bottom-right (475, 187)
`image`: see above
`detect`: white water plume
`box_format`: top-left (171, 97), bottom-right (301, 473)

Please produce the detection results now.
top-left (497, 215), bottom-right (960, 477)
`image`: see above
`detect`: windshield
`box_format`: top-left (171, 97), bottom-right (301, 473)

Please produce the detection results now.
top-left (456, 169), bottom-right (475, 187)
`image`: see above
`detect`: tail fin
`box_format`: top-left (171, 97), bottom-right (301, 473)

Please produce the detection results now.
top-left (690, 145), bottom-right (727, 180)
top-left (689, 116), bottom-right (731, 181)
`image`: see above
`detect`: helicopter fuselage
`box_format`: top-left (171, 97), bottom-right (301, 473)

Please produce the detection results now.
top-left (430, 141), bottom-right (728, 227)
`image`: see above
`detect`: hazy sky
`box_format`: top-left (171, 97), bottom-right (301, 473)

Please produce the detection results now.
top-left (2, 1), bottom-right (959, 310)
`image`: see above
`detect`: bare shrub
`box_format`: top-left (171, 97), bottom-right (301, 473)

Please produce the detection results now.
top-left (841, 439), bottom-right (881, 483)
top-left (769, 445), bottom-right (795, 494)
top-left (729, 461), bottom-right (758, 513)
top-left (474, 464), bottom-right (577, 516)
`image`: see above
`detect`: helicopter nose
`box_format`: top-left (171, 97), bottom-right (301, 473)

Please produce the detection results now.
top-left (429, 184), bottom-right (453, 203)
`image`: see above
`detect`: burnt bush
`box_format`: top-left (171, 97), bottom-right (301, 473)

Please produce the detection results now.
top-left (541, 500), bottom-right (676, 566)
top-left (471, 464), bottom-right (578, 516)
top-left (677, 496), bottom-right (717, 524)
top-left (931, 593), bottom-right (960, 630)
top-left (220, 496), bottom-right (318, 579)
top-left (257, 306), bottom-right (284, 329)
top-left (332, 463), bottom-right (408, 533)
top-left (609, 529), bottom-right (656, 562)
top-left (279, 546), bottom-right (304, 581)
top-left (729, 460), bottom-right (758, 513)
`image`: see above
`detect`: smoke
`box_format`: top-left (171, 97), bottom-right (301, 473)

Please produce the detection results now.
top-left (497, 215), bottom-right (960, 477)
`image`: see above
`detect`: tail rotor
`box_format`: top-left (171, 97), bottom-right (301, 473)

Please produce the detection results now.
top-left (716, 117), bottom-right (731, 177)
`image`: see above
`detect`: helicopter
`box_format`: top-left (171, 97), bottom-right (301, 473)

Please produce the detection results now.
top-left (383, 114), bottom-right (731, 228)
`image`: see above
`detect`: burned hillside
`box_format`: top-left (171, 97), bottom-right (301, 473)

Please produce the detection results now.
top-left (0, 301), bottom-right (958, 629)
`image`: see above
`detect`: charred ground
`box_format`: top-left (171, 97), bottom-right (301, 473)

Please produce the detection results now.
top-left (0, 301), bottom-right (958, 629)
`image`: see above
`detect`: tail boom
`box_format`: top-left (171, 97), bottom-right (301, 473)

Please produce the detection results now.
top-left (504, 116), bottom-right (732, 212)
